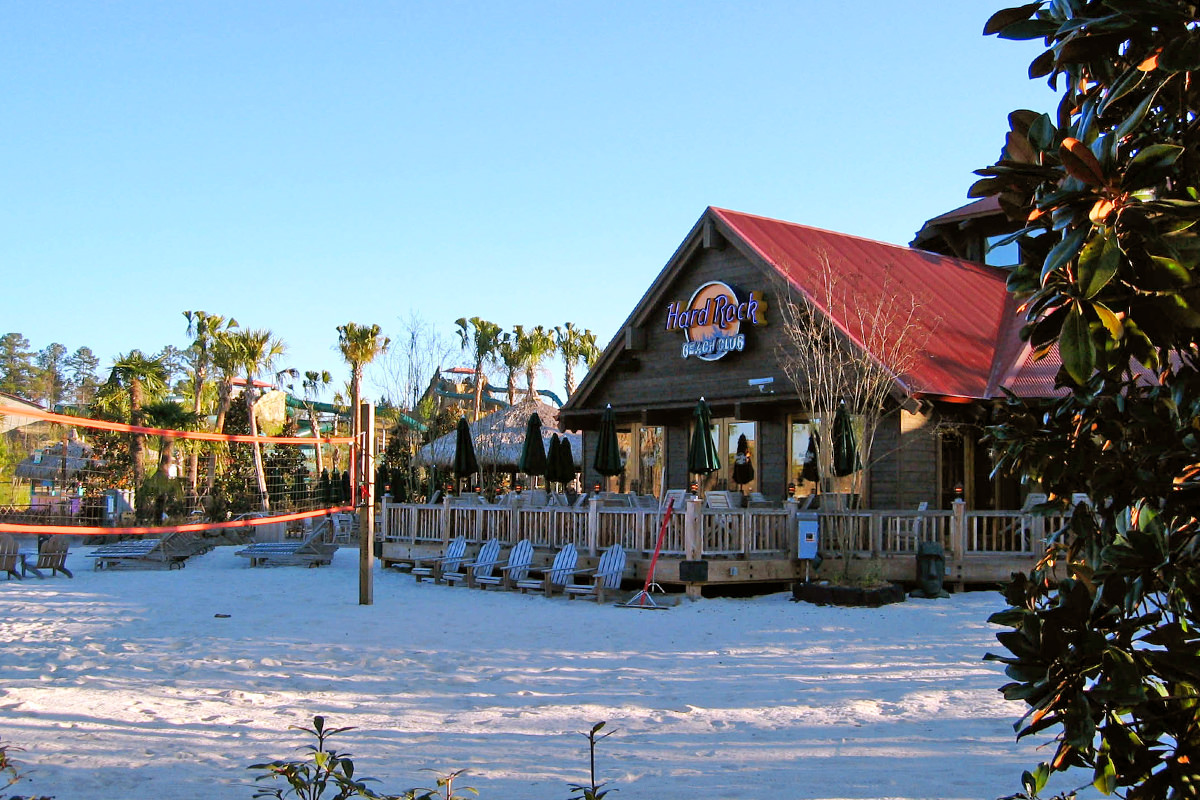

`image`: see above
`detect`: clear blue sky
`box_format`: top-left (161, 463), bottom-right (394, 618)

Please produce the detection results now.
top-left (1, 1), bottom-right (1055, 402)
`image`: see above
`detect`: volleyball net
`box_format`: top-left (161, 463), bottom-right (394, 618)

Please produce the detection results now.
top-left (0, 403), bottom-right (359, 537)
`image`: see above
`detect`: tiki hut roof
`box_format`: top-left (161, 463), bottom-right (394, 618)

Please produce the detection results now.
top-left (415, 399), bottom-right (582, 470)
top-left (13, 432), bottom-right (102, 483)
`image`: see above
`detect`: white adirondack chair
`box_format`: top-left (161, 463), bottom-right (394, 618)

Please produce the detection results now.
top-left (515, 543), bottom-right (577, 596)
top-left (474, 539), bottom-right (533, 590)
top-left (564, 544), bottom-right (627, 602)
top-left (411, 536), bottom-right (467, 584)
top-left (444, 539), bottom-right (502, 587)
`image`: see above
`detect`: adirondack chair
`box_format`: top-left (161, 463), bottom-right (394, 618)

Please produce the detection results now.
top-left (411, 536), bottom-right (468, 584)
top-left (564, 544), bottom-right (627, 602)
top-left (235, 521), bottom-right (337, 567)
top-left (444, 538), bottom-right (502, 587)
top-left (473, 539), bottom-right (533, 590)
top-left (704, 491), bottom-right (735, 510)
top-left (34, 536), bottom-right (73, 578)
top-left (0, 534), bottom-right (22, 580)
top-left (661, 489), bottom-right (687, 512)
top-left (514, 543), bottom-right (577, 596)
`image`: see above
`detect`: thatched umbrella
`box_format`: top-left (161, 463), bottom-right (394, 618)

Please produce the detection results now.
top-left (414, 399), bottom-right (581, 472)
top-left (14, 435), bottom-right (99, 485)
top-left (687, 398), bottom-right (720, 477)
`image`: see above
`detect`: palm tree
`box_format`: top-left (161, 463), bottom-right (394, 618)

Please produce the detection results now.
top-left (231, 328), bottom-right (287, 511)
top-left (204, 330), bottom-right (244, 495)
top-left (183, 311), bottom-right (237, 495)
top-left (454, 317), bottom-right (502, 421)
top-left (301, 369), bottom-right (332, 476)
top-left (554, 323), bottom-right (601, 399)
top-left (496, 330), bottom-right (523, 406)
top-left (107, 350), bottom-right (168, 498)
top-left (518, 325), bottom-right (555, 402)
top-left (337, 322), bottom-right (390, 450)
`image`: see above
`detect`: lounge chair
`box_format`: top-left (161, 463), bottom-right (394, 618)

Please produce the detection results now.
top-left (34, 536), bottom-right (73, 578)
top-left (90, 532), bottom-right (191, 570)
top-left (0, 534), bottom-right (22, 580)
top-left (444, 538), bottom-right (502, 587)
top-left (564, 544), bottom-right (627, 603)
top-left (514, 543), bottom-right (577, 596)
top-left (411, 536), bottom-right (468, 584)
top-left (473, 540), bottom-right (533, 590)
top-left (235, 521), bottom-right (337, 567)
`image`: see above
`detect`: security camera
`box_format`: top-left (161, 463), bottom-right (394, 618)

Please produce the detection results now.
top-left (747, 377), bottom-right (774, 387)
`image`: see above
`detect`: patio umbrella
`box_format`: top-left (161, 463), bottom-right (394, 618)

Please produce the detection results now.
top-left (731, 433), bottom-right (755, 487)
top-left (517, 412), bottom-right (547, 482)
top-left (545, 433), bottom-right (563, 485)
top-left (832, 403), bottom-right (860, 477)
top-left (801, 432), bottom-right (820, 484)
top-left (328, 468), bottom-right (340, 505)
top-left (687, 398), bottom-right (721, 476)
top-left (555, 434), bottom-right (576, 487)
top-left (593, 404), bottom-right (623, 478)
top-left (453, 416), bottom-right (480, 487)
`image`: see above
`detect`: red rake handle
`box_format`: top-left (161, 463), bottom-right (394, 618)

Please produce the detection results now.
top-left (639, 498), bottom-right (674, 595)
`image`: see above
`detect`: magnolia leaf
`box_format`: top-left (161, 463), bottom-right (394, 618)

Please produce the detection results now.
top-left (1160, 30), bottom-right (1200, 72)
top-left (1122, 144), bottom-right (1183, 190)
top-left (1098, 67), bottom-right (1144, 116)
top-left (1093, 752), bottom-right (1117, 794)
top-left (1060, 304), bottom-right (1095, 384)
top-left (1029, 48), bottom-right (1056, 78)
top-left (1061, 138), bottom-right (1107, 187)
top-left (1029, 113), bottom-right (1057, 151)
top-left (1113, 82), bottom-right (1164, 144)
top-left (983, 2), bottom-right (1043, 36)
top-left (1043, 227), bottom-right (1088, 282)
top-left (1092, 302), bottom-right (1123, 339)
top-left (1077, 228), bottom-right (1121, 298)
top-left (1005, 130), bottom-right (1038, 164)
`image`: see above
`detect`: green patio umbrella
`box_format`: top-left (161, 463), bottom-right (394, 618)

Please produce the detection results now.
top-left (593, 404), bottom-right (623, 478)
top-left (545, 433), bottom-right (563, 485)
top-left (555, 435), bottom-right (577, 487)
top-left (517, 412), bottom-right (548, 482)
top-left (801, 431), bottom-right (820, 484)
top-left (731, 433), bottom-right (755, 487)
top-left (453, 416), bottom-right (480, 488)
top-left (832, 403), bottom-right (860, 477)
top-left (687, 397), bottom-right (721, 476)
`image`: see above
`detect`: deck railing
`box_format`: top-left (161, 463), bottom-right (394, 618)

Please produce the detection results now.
top-left (381, 497), bottom-right (1069, 562)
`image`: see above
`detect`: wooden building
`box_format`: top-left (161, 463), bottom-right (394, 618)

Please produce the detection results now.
top-left (560, 205), bottom-right (1057, 513)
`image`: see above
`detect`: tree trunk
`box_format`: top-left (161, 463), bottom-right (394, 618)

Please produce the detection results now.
top-left (205, 379), bottom-right (234, 494)
top-left (246, 388), bottom-right (270, 511)
top-left (308, 405), bottom-right (325, 476)
top-left (187, 371), bottom-right (206, 497)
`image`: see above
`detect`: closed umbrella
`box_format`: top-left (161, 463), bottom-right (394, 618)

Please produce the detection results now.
top-left (517, 412), bottom-right (547, 483)
top-left (453, 416), bottom-right (480, 489)
top-left (832, 404), bottom-right (860, 477)
top-left (556, 435), bottom-right (576, 488)
top-left (801, 431), bottom-right (820, 484)
top-left (545, 433), bottom-right (563, 485)
top-left (687, 398), bottom-right (721, 476)
top-left (731, 433), bottom-right (755, 487)
top-left (593, 404), bottom-right (623, 478)
top-left (328, 468), bottom-right (340, 505)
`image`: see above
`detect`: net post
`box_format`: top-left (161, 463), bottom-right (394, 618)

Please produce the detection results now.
top-left (358, 401), bottom-right (375, 606)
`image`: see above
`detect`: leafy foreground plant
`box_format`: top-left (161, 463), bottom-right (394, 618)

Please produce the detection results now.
top-left (251, 715), bottom-right (617, 799)
top-left (975, 1), bottom-right (1200, 798)
top-left (567, 721), bottom-right (615, 800)
top-left (0, 737), bottom-right (53, 800)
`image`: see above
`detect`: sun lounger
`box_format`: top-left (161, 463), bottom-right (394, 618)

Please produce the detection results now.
top-left (235, 520), bottom-right (337, 567)
top-left (473, 540), bottom-right (533, 590)
top-left (564, 544), bottom-right (627, 602)
top-left (514, 543), bottom-right (577, 596)
top-left (90, 532), bottom-right (191, 570)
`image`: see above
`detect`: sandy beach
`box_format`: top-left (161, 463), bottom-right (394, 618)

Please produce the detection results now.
top-left (0, 542), bottom-right (1081, 799)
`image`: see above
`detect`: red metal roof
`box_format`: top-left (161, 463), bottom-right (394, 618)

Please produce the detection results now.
top-left (709, 207), bottom-right (1058, 400)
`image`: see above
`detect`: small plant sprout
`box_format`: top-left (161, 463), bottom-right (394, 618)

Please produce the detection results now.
top-left (567, 721), bottom-right (615, 800)
top-left (401, 768), bottom-right (477, 800)
top-left (248, 715), bottom-right (386, 800)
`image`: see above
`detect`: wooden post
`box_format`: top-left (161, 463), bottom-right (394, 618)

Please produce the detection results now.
top-left (684, 497), bottom-right (702, 600)
top-left (587, 498), bottom-right (600, 556)
top-left (951, 499), bottom-right (967, 592)
top-left (869, 511), bottom-right (883, 557)
top-left (358, 401), bottom-right (375, 606)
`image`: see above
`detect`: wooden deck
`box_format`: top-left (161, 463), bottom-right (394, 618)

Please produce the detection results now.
top-left (379, 498), bottom-right (1063, 596)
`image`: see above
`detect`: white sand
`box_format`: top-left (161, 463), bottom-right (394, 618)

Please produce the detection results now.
top-left (0, 543), bottom-right (1081, 799)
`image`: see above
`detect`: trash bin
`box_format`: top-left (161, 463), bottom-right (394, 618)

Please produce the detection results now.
top-left (911, 541), bottom-right (949, 598)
